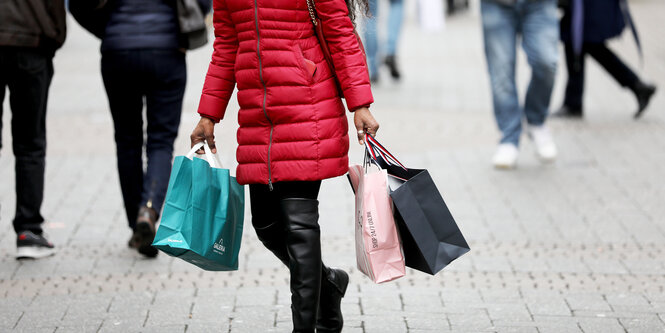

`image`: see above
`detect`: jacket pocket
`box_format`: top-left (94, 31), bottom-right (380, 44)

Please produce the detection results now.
top-left (294, 43), bottom-right (317, 83)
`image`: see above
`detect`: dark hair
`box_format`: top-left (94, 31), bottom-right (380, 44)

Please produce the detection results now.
top-left (345, 0), bottom-right (370, 25)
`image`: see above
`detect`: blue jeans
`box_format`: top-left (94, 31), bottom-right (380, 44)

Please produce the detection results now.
top-left (481, 0), bottom-right (558, 146)
top-left (364, 0), bottom-right (404, 77)
top-left (101, 49), bottom-right (186, 229)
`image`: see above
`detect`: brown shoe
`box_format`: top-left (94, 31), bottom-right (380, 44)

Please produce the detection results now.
top-left (135, 206), bottom-right (158, 257)
top-left (128, 230), bottom-right (140, 249)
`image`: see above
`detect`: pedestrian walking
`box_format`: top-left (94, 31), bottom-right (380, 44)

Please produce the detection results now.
top-left (70, 0), bottom-right (212, 257)
top-left (480, 0), bottom-right (559, 169)
top-left (554, 0), bottom-right (657, 119)
top-left (189, 0), bottom-right (379, 330)
top-left (364, 0), bottom-right (404, 82)
top-left (0, 0), bottom-right (66, 259)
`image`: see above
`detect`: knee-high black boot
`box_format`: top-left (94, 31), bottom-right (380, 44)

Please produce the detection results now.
top-left (281, 198), bottom-right (322, 333)
top-left (253, 205), bottom-right (348, 332)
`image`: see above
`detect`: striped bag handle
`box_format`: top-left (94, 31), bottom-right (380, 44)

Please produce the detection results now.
top-left (364, 134), bottom-right (407, 170)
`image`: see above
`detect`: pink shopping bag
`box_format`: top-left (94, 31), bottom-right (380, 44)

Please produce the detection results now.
top-left (348, 164), bottom-right (405, 283)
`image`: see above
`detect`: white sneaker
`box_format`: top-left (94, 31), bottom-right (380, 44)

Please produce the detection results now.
top-left (528, 125), bottom-right (557, 162)
top-left (492, 143), bottom-right (519, 169)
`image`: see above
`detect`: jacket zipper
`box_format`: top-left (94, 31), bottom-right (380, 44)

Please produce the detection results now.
top-left (253, 0), bottom-right (274, 191)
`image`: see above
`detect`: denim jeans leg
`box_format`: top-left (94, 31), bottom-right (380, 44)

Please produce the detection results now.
top-left (102, 51), bottom-right (145, 229)
top-left (7, 50), bottom-right (53, 234)
top-left (386, 0), bottom-right (404, 56)
top-left (143, 50), bottom-right (186, 215)
top-left (481, 0), bottom-right (521, 146)
top-left (521, 0), bottom-right (558, 127)
top-left (364, 0), bottom-right (380, 78)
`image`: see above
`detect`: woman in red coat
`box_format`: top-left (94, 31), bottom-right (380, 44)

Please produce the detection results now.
top-left (190, 0), bottom-right (379, 331)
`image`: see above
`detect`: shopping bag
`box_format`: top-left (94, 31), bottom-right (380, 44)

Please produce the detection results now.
top-left (348, 160), bottom-right (405, 284)
top-left (365, 134), bottom-right (470, 275)
top-left (152, 142), bottom-right (245, 271)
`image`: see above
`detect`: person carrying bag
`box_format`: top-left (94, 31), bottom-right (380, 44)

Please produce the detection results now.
top-left (69, 0), bottom-right (213, 258)
top-left (152, 142), bottom-right (244, 271)
top-left (188, 0), bottom-right (380, 330)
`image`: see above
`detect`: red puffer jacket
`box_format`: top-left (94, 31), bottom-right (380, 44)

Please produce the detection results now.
top-left (197, 0), bottom-right (373, 186)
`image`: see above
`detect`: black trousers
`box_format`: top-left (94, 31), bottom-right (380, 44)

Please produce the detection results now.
top-left (101, 49), bottom-right (186, 229)
top-left (0, 47), bottom-right (54, 235)
top-left (563, 40), bottom-right (640, 110)
top-left (249, 181), bottom-right (322, 228)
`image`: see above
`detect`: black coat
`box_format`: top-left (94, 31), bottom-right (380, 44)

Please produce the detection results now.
top-left (561, 0), bottom-right (626, 44)
top-left (99, 0), bottom-right (211, 51)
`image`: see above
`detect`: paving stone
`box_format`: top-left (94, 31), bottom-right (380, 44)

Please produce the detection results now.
top-left (576, 317), bottom-right (626, 333)
top-left (537, 325), bottom-right (583, 333)
top-left (97, 317), bottom-right (146, 333)
top-left (0, 310), bottom-right (22, 329)
top-left (185, 323), bottom-right (230, 332)
top-left (566, 294), bottom-right (612, 312)
top-left (447, 313), bottom-right (493, 330)
top-left (54, 325), bottom-right (101, 332)
top-left (620, 316), bottom-right (665, 333)
top-left (491, 327), bottom-right (538, 333)
top-left (486, 303), bottom-right (532, 321)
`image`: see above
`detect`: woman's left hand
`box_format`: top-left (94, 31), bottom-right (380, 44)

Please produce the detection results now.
top-left (353, 107), bottom-right (379, 145)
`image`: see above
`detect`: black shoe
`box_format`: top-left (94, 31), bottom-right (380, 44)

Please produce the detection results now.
top-left (281, 198), bottom-right (322, 333)
top-left (633, 81), bottom-right (656, 118)
top-left (551, 105), bottom-right (583, 118)
top-left (135, 206), bottom-right (158, 257)
top-left (316, 267), bottom-right (349, 333)
top-left (370, 74), bottom-right (379, 84)
top-left (384, 55), bottom-right (401, 80)
top-left (16, 231), bottom-right (56, 259)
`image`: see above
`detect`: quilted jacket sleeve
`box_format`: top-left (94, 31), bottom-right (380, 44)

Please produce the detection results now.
top-left (315, 0), bottom-right (374, 111)
top-left (197, 0), bottom-right (238, 122)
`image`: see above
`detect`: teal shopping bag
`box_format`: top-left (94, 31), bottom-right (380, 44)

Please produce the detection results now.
top-left (153, 142), bottom-right (245, 271)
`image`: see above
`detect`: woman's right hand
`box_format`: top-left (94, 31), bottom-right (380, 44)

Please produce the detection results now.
top-left (190, 117), bottom-right (217, 154)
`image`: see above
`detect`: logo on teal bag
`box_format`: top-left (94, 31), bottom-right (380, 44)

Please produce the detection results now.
top-left (213, 238), bottom-right (226, 255)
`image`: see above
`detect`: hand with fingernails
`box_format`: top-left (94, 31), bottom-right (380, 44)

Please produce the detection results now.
top-left (353, 107), bottom-right (379, 145)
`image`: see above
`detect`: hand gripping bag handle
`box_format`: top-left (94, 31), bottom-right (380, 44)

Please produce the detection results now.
top-left (186, 141), bottom-right (222, 169)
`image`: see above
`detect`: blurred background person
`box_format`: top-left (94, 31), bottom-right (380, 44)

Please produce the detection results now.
top-left (554, 0), bottom-right (657, 119)
top-left (69, 0), bottom-right (211, 257)
top-left (480, 0), bottom-right (559, 169)
top-left (0, 0), bottom-right (66, 259)
top-left (364, 0), bottom-right (405, 83)
top-left (447, 0), bottom-right (470, 15)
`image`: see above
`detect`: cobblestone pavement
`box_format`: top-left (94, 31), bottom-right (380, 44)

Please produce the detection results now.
top-left (2, 0), bottom-right (665, 332)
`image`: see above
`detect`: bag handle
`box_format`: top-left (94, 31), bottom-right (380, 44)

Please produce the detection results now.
top-left (185, 141), bottom-right (222, 168)
top-left (364, 134), bottom-right (407, 170)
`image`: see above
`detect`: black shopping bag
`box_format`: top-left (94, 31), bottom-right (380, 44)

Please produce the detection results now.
top-left (365, 134), bottom-right (470, 275)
